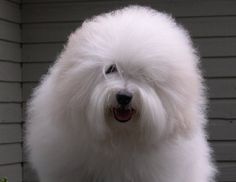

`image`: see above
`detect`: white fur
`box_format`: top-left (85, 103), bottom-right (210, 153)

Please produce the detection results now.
top-left (26, 6), bottom-right (216, 182)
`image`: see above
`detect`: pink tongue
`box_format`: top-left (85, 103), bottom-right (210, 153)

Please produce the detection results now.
top-left (114, 108), bottom-right (132, 122)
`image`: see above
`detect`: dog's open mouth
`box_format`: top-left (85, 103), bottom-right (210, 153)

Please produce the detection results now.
top-left (112, 107), bottom-right (135, 123)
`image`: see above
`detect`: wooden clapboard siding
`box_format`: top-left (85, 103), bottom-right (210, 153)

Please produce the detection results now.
top-left (0, 104), bottom-right (22, 123)
top-left (8, 0), bottom-right (21, 4)
top-left (0, 83), bottom-right (21, 102)
top-left (212, 142), bottom-right (236, 161)
top-left (203, 57), bottom-right (236, 78)
top-left (0, 20), bottom-right (21, 43)
top-left (22, 43), bottom-right (63, 62)
top-left (22, 22), bottom-right (80, 43)
top-left (22, 16), bottom-right (236, 43)
top-left (0, 41), bottom-right (21, 62)
top-left (0, 124), bottom-right (22, 144)
top-left (0, 144), bottom-right (22, 182)
top-left (208, 119), bottom-right (236, 141)
top-left (195, 37), bottom-right (236, 57)
top-left (21, 1), bottom-right (236, 23)
top-left (22, 63), bottom-right (51, 82)
top-left (207, 78), bottom-right (236, 99)
top-left (209, 100), bottom-right (236, 119)
top-left (0, 1), bottom-right (22, 182)
top-left (218, 163), bottom-right (236, 182)
top-left (0, 0), bottom-right (21, 23)
top-left (0, 144), bottom-right (22, 165)
top-left (21, 1), bottom-right (236, 182)
top-left (179, 16), bottom-right (236, 38)
top-left (0, 62), bottom-right (21, 82)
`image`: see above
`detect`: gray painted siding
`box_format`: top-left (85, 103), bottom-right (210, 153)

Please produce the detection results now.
top-left (21, 1), bottom-right (236, 182)
top-left (0, 0), bottom-right (22, 182)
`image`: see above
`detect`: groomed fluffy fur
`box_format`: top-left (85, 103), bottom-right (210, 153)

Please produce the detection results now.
top-left (26, 6), bottom-right (216, 182)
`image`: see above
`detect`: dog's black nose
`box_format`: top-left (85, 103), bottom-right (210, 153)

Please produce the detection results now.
top-left (116, 90), bottom-right (133, 106)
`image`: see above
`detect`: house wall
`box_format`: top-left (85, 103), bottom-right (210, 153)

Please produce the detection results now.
top-left (0, 0), bottom-right (22, 182)
top-left (8, 0), bottom-right (236, 181)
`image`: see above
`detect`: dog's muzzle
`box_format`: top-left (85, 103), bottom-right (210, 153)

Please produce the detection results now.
top-left (112, 90), bottom-right (135, 123)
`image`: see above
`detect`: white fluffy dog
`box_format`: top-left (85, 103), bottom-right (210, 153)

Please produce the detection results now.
top-left (26, 6), bottom-right (216, 182)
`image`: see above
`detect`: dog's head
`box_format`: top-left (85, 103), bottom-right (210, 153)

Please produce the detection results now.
top-left (50, 6), bottom-right (205, 144)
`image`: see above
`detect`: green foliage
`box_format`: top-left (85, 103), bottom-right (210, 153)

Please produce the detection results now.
top-left (0, 177), bottom-right (8, 182)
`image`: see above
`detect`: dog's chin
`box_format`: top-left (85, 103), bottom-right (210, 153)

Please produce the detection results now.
top-left (111, 107), bottom-right (136, 123)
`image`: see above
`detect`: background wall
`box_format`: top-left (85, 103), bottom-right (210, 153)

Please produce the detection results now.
top-left (0, 0), bottom-right (235, 182)
top-left (0, 0), bottom-right (22, 182)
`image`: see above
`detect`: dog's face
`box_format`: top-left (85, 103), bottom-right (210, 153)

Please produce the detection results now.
top-left (51, 7), bottom-right (203, 143)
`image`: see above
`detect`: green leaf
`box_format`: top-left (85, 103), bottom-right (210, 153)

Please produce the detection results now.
top-left (0, 177), bottom-right (8, 182)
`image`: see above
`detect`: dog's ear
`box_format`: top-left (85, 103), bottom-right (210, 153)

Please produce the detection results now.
top-left (173, 104), bottom-right (198, 136)
top-left (155, 63), bottom-right (205, 137)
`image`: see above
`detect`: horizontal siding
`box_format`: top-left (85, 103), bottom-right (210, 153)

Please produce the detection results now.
top-left (22, 63), bottom-right (51, 82)
top-left (22, 16), bottom-right (236, 43)
top-left (0, 41), bottom-right (21, 62)
top-left (0, 19), bottom-right (21, 42)
top-left (0, 104), bottom-right (22, 123)
top-left (208, 119), bottom-right (236, 140)
top-left (195, 37), bottom-right (236, 57)
top-left (0, 0), bottom-right (22, 181)
top-left (209, 100), bottom-right (236, 119)
top-left (0, 124), bottom-right (22, 144)
top-left (21, 1), bottom-right (236, 182)
top-left (179, 16), bottom-right (236, 38)
top-left (22, 43), bottom-right (63, 62)
top-left (22, 1), bottom-right (236, 23)
top-left (22, 22), bottom-right (79, 43)
top-left (207, 78), bottom-right (236, 99)
top-left (0, 0), bottom-right (21, 23)
top-left (9, 0), bottom-right (21, 4)
top-left (0, 144), bottom-right (22, 165)
top-left (22, 84), bottom-right (35, 103)
top-left (218, 163), bottom-right (236, 182)
top-left (0, 62), bottom-right (21, 82)
top-left (203, 57), bottom-right (236, 78)
top-left (213, 142), bottom-right (236, 161)
top-left (0, 83), bottom-right (21, 102)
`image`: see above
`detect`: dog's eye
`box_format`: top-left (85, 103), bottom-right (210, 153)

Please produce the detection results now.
top-left (105, 64), bottom-right (117, 74)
